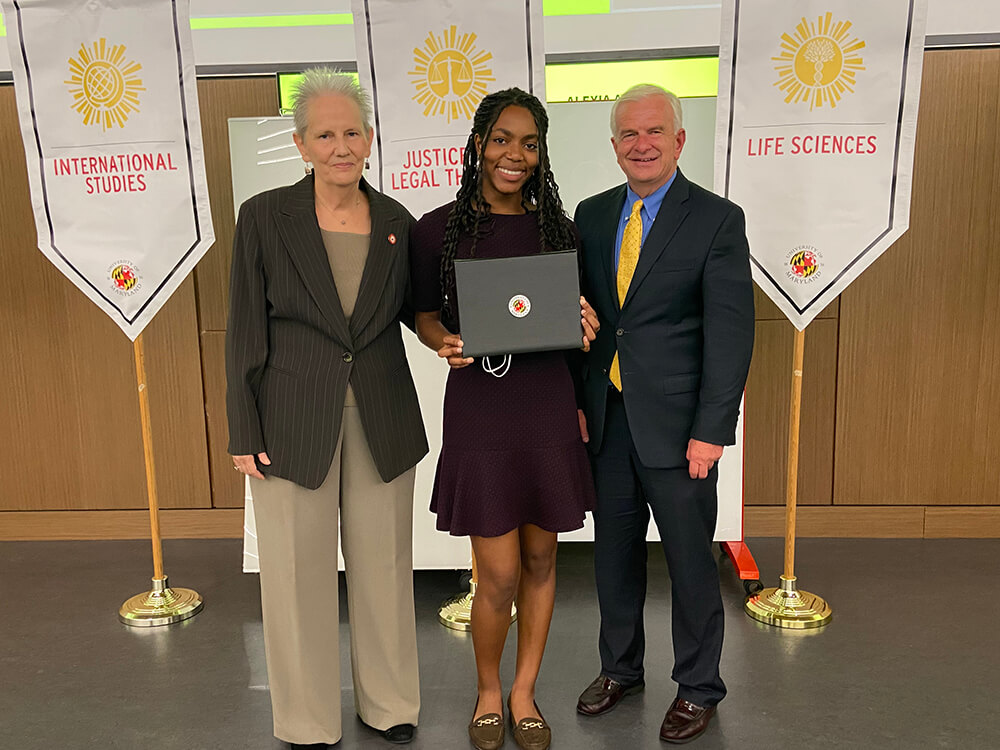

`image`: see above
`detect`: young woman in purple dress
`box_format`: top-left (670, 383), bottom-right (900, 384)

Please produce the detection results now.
top-left (410, 88), bottom-right (599, 750)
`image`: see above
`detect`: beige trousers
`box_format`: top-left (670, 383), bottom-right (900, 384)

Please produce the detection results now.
top-left (250, 399), bottom-right (419, 745)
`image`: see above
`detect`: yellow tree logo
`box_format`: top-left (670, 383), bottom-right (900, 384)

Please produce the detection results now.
top-left (65, 38), bottom-right (144, 130)
top-left (409, 25), bottom-right (495, 122)
top-left (774, 13), bottom-right (865, 110)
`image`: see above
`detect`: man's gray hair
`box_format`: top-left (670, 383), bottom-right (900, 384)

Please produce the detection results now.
top-left (291, 67), bottom-right (374, 138)
top-left (610, 83), bottom-right (683, 136)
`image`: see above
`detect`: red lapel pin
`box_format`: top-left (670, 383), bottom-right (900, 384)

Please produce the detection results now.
top-left (388, 233), bottom-right (397, 245)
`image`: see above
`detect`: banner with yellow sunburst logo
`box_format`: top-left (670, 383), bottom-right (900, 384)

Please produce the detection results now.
top-left (1, 0), bottom-right (213, 340)
top-left (714, 0), bottom-right (927, 330)
top-left (352, 0), bottom-right (545, 218)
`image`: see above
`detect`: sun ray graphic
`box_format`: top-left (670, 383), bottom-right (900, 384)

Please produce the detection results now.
top-left (773, 13), bottom-right (865, 110)
top-left (65, 38), bottom-right (145, 131)
top-left (409, 25), bottom-right (495, 122)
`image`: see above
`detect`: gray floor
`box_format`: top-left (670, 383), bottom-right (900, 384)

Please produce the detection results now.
top-left (1, 537), bottom-right (998, 749)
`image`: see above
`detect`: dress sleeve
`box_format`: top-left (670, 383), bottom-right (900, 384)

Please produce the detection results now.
top-left (408, 212), bottom-right (445, 313)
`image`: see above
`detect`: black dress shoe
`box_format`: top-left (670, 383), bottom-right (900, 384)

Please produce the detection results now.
top-left (359, 717), bottom-right (416, 745)
top-left (658, 698), bottom-right (716, 744)
top-left (576, 674), bottom-right (645, 716)
top-left (380, 724), bottom-right (415, 744)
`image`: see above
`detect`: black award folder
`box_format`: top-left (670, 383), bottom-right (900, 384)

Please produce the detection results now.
top-left (454, 250), bottom-right (581, 359)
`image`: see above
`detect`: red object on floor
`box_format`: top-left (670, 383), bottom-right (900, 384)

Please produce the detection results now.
top-left (722, 540), bottom-right (759, 580)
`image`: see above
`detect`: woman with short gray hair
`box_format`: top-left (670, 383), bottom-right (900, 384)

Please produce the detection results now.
top-left (227, 67), bottom-right (427, 748)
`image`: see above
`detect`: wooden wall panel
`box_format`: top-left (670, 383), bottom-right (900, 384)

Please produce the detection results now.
top-left (744, 506), bottom-right (925, 538)
top-left (201, 331), bottom-right (244, 508)
top-left (0, 86), bottom-right (211, 511)
top-left (0, 510), bottom-right (243, 540)
top-left (971, 56), bottom-right (1000, 507)
top-left (835, 50), bottom-right (1000, 507)
top-left (193, 77), bottom-right (280, 333)
top-left (744, 319), bottom-right (837, 505)
top-left (924, 508), bottom-right (1000, 539)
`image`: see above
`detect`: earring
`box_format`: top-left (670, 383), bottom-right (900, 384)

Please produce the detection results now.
top-left (304, 162), bottom-right (313, 175)
top-left (365, 159), bottom-right (370, 170)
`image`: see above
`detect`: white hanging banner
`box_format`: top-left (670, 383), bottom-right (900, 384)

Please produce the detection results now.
top-left (352, 0), bottom-right (546, 218)
top-left (2, 0), bottom-right (214, 340)
top-left (715, 0), bottom-right (927, 329)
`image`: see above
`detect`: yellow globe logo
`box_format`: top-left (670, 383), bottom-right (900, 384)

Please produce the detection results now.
top-left (774, 13), bottom-right (865, 110)
top-left (65, 38), bottom-right (144, 130)
top-left (409, 25), bottom-right (495, 122)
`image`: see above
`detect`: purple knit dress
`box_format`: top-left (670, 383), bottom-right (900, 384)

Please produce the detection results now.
top-left (410, 203), bottom-right (596, 537)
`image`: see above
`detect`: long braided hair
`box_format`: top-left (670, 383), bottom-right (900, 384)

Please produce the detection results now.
top-left (439, 88), bottom-right (575, 321)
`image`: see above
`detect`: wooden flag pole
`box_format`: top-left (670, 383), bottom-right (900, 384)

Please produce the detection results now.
top-left (783, 327), bottom-right (805, 581)
top-left (437, 546), bottom-right (516, 632)
top-left (118, 333), bottom-right (204, 627)
top-left (745, 325), bottom-right (832, 629)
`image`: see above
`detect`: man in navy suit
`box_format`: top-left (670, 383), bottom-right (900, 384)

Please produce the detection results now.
top-left (574, 84), bottom-right (754, 744)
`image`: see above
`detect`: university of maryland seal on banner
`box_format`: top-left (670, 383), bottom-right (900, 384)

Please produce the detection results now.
top-left (108, 260), bottom-right (142, 296)
top-left (785, 246), bottom-right (823, 284)
top-left (409, 25), bottom-right (495, 122)
top-left (773, 13), bottom-right (866, 110)
top-left (65, 38), bottom-right (145, 131)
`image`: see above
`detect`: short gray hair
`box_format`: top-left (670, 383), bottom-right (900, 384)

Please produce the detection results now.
top-left (610, 83), bottom-right (683, 136)
top-left (291, 67), bottom-right (374, 138)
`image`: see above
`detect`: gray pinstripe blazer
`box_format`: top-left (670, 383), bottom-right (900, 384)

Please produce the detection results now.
top-left (225, 175), bottom-right (428, 489)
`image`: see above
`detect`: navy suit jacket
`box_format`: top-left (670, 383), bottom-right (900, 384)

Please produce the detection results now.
top-left (574, 169), bottom-right (755, 468)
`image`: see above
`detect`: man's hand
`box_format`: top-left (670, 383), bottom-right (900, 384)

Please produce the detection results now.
top-left (580, 296), bottom-right (600, 351)
top-left (233, 452), bottom-right (270, 480)
top-left (686, 439), bottom-right (722, 480)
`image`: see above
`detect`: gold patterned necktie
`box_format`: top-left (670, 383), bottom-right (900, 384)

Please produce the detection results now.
top-left (610, 198), bottom-right (643, 391)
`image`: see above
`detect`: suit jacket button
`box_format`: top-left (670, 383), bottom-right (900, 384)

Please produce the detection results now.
top-left (343, 352), bottom-right (354, 363)
top-left (615, 328), bottom-right (624, 337)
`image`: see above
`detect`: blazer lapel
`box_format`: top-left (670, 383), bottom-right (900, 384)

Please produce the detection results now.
top-left (622, 170), bottom-right (691, 310)
top-left (275, 174), bottom-right (352, 347)
top-left (600, 185), bottom-right (627, 312)
top-left (350, 181), bottom-right (401, 338)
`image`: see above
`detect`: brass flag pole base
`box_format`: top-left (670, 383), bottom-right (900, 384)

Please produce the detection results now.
top-left (744, 575), bottom-right (832, 630)
top-left (438, 580), bottom-right (476, 631)
top-left (438, 580), bottom-right (517, 632)
top-left (119, 575), bottom-right (204, 628)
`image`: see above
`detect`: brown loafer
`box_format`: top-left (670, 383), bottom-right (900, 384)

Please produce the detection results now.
top-left (659, 698), bottom-right (716, 744)
top-left (507, 695), bottom-right (551, 750)
top-left (576, 674), bottom-right (645, 716)
top-left (468, 700), bottom-right (504, 750)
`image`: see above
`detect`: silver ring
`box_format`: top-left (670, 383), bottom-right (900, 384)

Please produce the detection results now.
top-left (233, 465), bottom-right (241, 471)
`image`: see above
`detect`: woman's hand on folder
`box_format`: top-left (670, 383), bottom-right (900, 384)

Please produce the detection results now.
top-left (580, 296), bottom-right (600, 351)
top-left (439, 334), bottom-right (474, 369)
top-left (415, 312), bottom-right (474, 368)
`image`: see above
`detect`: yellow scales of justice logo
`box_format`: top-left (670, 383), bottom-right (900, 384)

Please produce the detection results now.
top-left (65, 38), bottom-right (144, 130)
top-left (773, 12), bottom-right (866, 109)
top-left (409, 25), bottom-right (495, 122)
